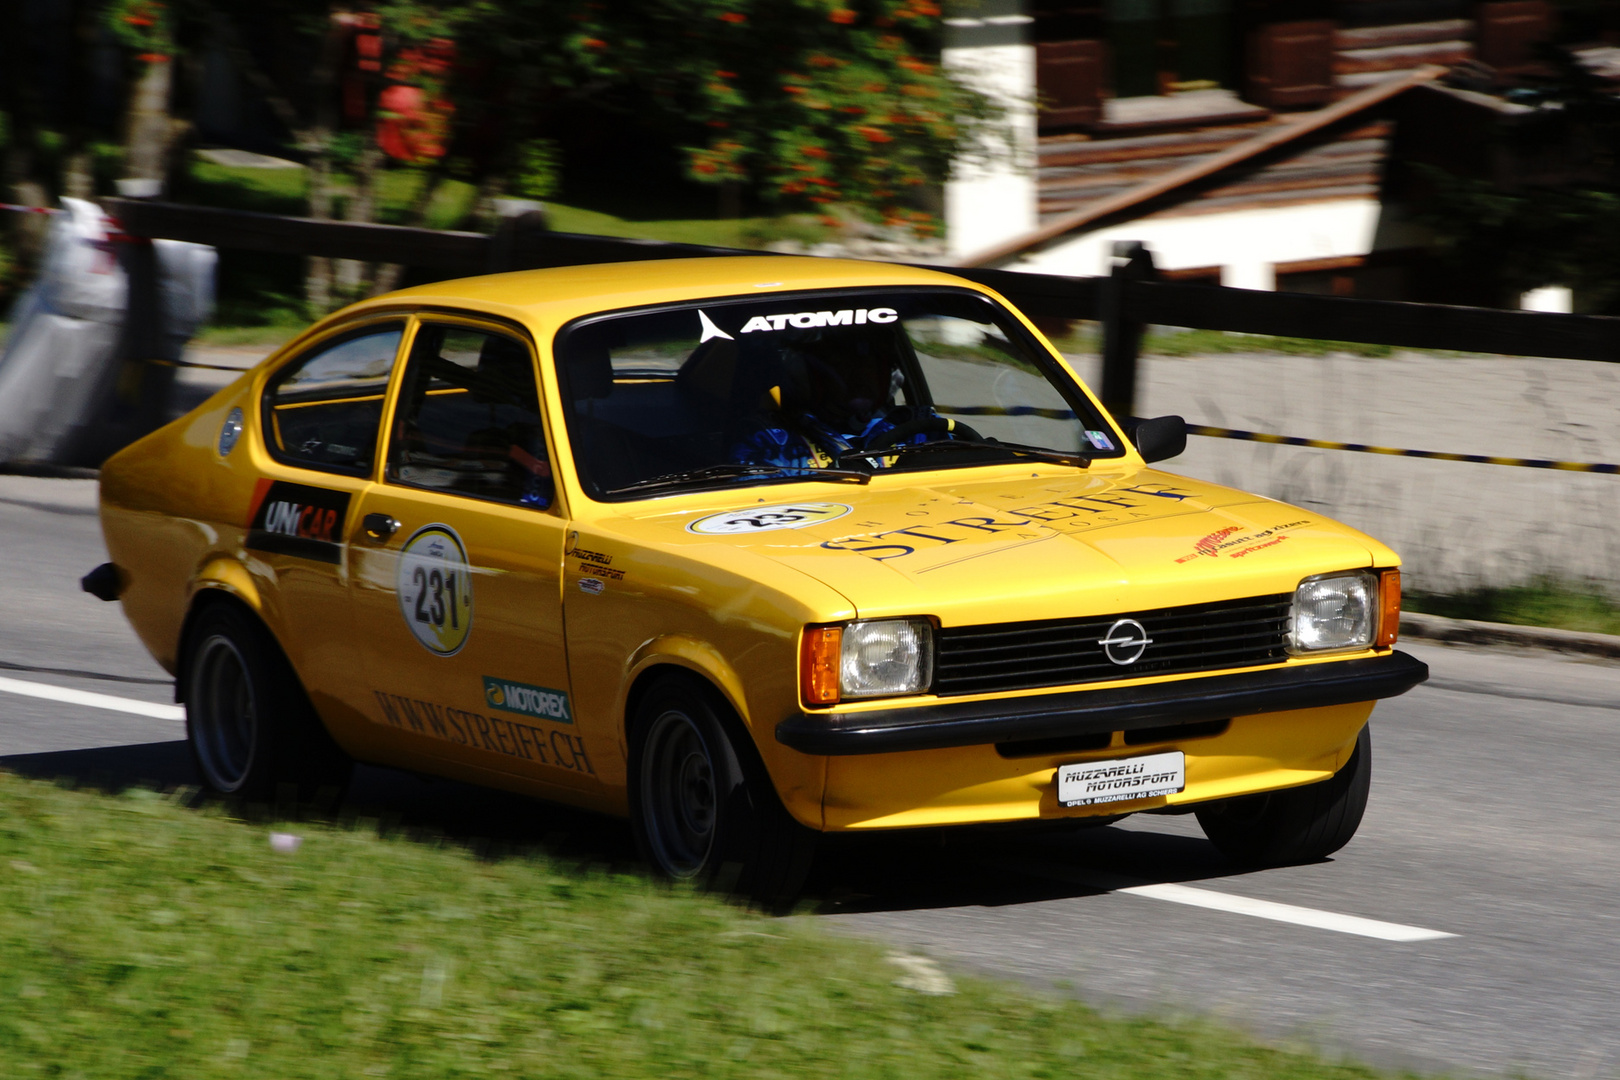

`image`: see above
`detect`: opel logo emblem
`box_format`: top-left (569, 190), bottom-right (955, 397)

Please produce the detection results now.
top-left (1099, 618), bottom-right (1152, 665)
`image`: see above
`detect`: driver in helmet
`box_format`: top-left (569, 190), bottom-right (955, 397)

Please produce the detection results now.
top-left (729, 326), bottom-right (934, 471)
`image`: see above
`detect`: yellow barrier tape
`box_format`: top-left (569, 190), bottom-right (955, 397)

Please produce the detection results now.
top-left (937, 406), bottom-right (1620, 474)
top-left (142, 357), bottom-right (257, 373)
top-left (1187, 424), bottom-right (1620, 474)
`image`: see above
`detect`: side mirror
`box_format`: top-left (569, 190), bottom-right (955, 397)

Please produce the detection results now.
top-left (1123, 415), bottom-right (1186, 463)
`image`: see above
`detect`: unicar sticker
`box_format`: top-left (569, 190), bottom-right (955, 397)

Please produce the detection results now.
top-left (687, 502), bottom-right (853, 535)
top-left (245, 480), bottom-right (350, 564)
top-left (396, 524), bottom-right (474, 655)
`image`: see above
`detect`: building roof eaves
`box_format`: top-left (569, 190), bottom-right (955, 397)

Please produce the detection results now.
top-left (954, 66), bottom-right (1445, 268)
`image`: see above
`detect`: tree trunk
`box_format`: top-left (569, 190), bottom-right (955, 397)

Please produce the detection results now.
top-left (303, 7), bottom-right (348, 316)
top-left (124, 58), bottom-right (175, 185)
top-left (336, 134), bottom-right (382, 302)
top-left (371, 163), bottom-right (450, 295)
top-left (305, 141), bottom-right (336, 315)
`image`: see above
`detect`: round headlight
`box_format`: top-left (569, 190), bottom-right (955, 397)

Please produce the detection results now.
top-left (840, 619), bottom-right (933, 698)
top-left (1290, 571), bottom-right (1377, 654)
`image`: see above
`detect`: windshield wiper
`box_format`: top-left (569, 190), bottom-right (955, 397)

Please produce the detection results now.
top-left (603, 462), bottom-right (871, 496)
top-left (836, 439), bottom-right (1090, 469)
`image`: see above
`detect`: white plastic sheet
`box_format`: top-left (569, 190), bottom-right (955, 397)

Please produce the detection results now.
top-left (0, 197), bottom-right (215, 467)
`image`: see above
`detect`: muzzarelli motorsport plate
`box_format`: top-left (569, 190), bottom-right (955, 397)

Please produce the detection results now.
top-left (1058, 751), bottom-right (1185, 807)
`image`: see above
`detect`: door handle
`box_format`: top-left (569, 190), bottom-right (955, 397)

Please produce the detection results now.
top-left (362, 512), bottom-right (401, 541)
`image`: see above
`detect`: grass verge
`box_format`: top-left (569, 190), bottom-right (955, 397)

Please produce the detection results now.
top-left (0, 771), bottom-right (1411, 1080)
top-left (1142, 328), bottom-right (1398, 358)
top-left (185, 159), bottom-right (832, 249)
top-left (192, 313), bottom-right (310, 349)
top-left (1405, 580), bottom-right (1620, 636)
top-left (1048, 325), bottom-right (1409, 359)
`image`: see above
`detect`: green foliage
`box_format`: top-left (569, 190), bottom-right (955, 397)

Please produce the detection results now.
top-left (103, 0), bottom-right (175, 59)
top-left (0, 772), bottom-right (1410, 1080)
top-left (1406, 579), bottom-right (1620, 635)
top-left (514, 139), bottom-right (562, 201)
top-left (1414, 165), bottom-right (1620, 311)
top-left (325, 132), bottom-right (369, 173)
top-left (1412, 49), bottom-right (1620, 312)
top-left (432, 0), bottom-right (1001, 232)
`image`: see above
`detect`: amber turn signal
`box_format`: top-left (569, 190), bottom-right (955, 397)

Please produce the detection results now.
top-left (801, 625), bottom-right (843, 706)
top-left (1376, 568), bottom-right (1402, 647)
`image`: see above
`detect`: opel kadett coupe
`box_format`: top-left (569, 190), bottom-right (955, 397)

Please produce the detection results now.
top-left (90, 257), bottom-right (1427, 899)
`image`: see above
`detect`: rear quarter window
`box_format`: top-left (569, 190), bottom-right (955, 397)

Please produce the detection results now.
top-left (263, 324), bottom-right (405, 476)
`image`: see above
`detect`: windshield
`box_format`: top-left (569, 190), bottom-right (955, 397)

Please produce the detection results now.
top-left (554, 287), bottom-right (1123, 499)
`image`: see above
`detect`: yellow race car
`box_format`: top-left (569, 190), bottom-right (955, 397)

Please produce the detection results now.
top-left (89, 257), bottom-right (1426, 900)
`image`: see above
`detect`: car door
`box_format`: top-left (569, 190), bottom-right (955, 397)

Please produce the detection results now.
top-left (344, 315), bottom-right (598, 796)
top-left (253, 317), bottom-right (408, 742)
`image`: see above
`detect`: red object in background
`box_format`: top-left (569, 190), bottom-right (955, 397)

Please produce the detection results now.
top-left (377, 84), bottom-right (451, 162)
top-left (377, 84), bottom-right (424, 159)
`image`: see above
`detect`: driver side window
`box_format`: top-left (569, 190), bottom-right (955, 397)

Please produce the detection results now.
top-left (387, 324), bottom-right (555, 509)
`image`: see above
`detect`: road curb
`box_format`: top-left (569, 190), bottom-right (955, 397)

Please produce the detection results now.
top-left (0, 464), bottom-right (100, 480)
top-left (1400, 610), bottom-right (1620, 659)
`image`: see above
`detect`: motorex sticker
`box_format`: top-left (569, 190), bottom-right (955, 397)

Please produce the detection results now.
top-left (482, 677), bottom-right (572, 724)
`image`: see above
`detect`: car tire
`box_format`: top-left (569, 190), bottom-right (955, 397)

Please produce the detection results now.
top-left (184, 601), bottom-right (352, 805)
top-left (1195, 723), bottom-right (1371, 867)
top-left (628, 673), bottom-right (816, 907)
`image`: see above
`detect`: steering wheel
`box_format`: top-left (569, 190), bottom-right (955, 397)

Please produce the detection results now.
top-left (861, 415), bottom-right (985, 453)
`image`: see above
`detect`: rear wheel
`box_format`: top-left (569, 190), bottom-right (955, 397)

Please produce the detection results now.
top-left (184, 601), bottom-right (351, 805)
top-left (1195, 724), bottom-right (1371, 867)
top-left (629, 673), bottom-right (816, 906)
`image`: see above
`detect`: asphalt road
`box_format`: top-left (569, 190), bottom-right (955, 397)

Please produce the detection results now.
top-left (3, 474), bottom-right (1617, 1080)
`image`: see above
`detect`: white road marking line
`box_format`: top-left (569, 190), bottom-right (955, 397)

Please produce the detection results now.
top-left (1117, 882), bottom-right (1456, 942)
top-left (0, 674), bottom-right (185, 722)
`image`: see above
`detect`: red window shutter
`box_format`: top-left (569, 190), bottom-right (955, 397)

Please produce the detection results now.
top-left (1475, 0), bottom-right (1554, 72)
top-left (1246, 21), bottom-right (1335, 109)
top-left (1037, 40), bottom-right (1107, 129)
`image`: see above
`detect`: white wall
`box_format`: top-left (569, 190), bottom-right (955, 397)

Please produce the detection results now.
top-left (943, 3), bottom-right (1037, 260)
top-left (1520, 286), bottom-right (1573, 314)
top-left (1013, 198), bottom-right (1385, 289)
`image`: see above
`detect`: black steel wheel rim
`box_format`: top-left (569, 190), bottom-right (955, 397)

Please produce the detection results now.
top-left (190, 634), bottom-right (258, 792)
top-left (641, 708), bottom-right (718, 878)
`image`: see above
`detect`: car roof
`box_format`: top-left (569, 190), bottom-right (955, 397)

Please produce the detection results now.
top-left (337, 256), bottom-right (986, 331)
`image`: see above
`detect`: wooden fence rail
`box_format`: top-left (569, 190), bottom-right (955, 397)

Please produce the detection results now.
top-left (105, 197), bottom-right (1620, 420)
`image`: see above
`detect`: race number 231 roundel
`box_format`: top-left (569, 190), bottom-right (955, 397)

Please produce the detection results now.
top-left (396, 524), bottom-right (474, 655)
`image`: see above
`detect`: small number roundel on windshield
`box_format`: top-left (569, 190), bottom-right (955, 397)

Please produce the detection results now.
top-left (687, 502), bottom-right (853, 535)
top-left (396, 524), bottom-right (474, 655)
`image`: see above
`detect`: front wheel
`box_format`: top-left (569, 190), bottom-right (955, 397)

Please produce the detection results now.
top-left (1195, 724), bottom-right (1372, 867)
top-left (628, 674), bottom-right (815, 906)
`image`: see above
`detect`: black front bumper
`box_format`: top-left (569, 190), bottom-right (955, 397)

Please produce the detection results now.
top-left (776, 650), bottom-right (1428, 756)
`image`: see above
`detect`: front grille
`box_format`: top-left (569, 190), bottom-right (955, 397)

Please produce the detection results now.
top-left (933, 594), bottom-right (1292, 696)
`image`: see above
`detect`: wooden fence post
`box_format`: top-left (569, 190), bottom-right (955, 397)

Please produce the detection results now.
top-left (1099, 240), bottom-right (1156, 419)
top-left (487, 202), bottom-right (551, 273)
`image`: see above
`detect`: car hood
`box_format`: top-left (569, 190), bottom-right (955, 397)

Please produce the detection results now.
top-left (602, 467), bottom-right (1397, 624)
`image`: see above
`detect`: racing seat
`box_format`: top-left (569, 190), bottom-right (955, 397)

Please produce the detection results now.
top-left (561, 339), bottom-right (644, 492)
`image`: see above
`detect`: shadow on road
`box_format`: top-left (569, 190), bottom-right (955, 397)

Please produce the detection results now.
top-left (1, 741), bottom-right (1255, 912)
top-left (0, 740), bottom-right (638, 865)
top-left (805, 817), bottom-right (1246, 914)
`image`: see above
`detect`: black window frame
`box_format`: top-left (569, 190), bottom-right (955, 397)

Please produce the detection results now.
top-left (260, 319), bottom-right (409, 479)
top-left (552, 285), bottom-right (1127, 502)
top-left (380, 315), bottom-right (558, 511)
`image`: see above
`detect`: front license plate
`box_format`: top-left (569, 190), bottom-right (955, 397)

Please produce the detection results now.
top-left (1058, 750), bottom-right (1186, 807)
